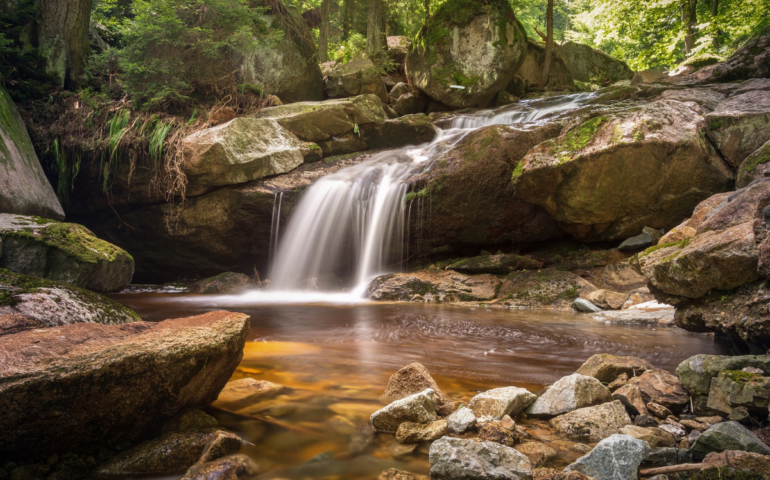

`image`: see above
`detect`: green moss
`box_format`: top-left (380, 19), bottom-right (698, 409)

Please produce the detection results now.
top-left (552, 116), bottom-right (607, 162)
top-left (405, 188), bottom-right (428, 203)
top-left (709, 119), bottom-right (723, 130)
top-left (511, 161), bottom-right (525, 183)
top-left (721, 369), bottom-right (765, 384)
top-left (635, 237), bottom-right (691, 259)
top-left (609, 125), bottom-right (623, 144)
top-left (740, 143), bottom-right (770, 174)
top-left (632, 130), bottom-right (645, 142)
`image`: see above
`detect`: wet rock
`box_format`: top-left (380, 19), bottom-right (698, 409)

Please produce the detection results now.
top-left (613, 384), bottom-right (649, 416)
top-left (737, 140), bottom-right (770, 188)
top-left (188, 273), bottom-right (256, 294)
top-left (647, 403), bottom-right (674, 419)
top-left (560, 42), bottom-right (633, 85)
top-left (324, 57), bottom-right (388, 102)
top-left (0, 214), bottom-right (134, 292)
top-left (366, 269), bottom-right (500, 303)
top-left (585, 290), bottom-right (629, 310)
top-left (447, 407), bottom-right (477, 434)
top-left (379, 468), bottom-right (429, 480)
top-left (499, 270), bottom-right (596, 310)
top-left (395, 419), bottom-right (447, 444)
top-left (468, 386), bottom-right (537, 420)
top-left (532, 468), bottom-right (595, 480)
top-left (515, 443), bottom-right (558, 468)
top-left (479, 421), bottom-right (518, 447)
top-left (706, 370), bottom-right (770, 416)
top-left (701, 450), bottom-right (770, 478)
top-left (447, 254), bottom-right (543, 275)
top-left (564, 433), bottom-right (649, 480)
top-left (359, 114), bottom-right (438, 150)
top-left (429, 436), bottom-right (533, 480)
top-left (573, 298), bottom-right (603, 313)
top-left (383, 362), bottom-right (450, 404)
top-left (437, 401), bottom-right (462, 416)
top-left (405, 0), bottom-right (528, 109)
top-left (180, 453), bottom-right (259, 480)
top-left (692, 421), bottom-right (770, 458)
top-left (576, 354), bottom-right (656, 383)
top-left (370, 389), bottom-right (438, 433)
top-left (618, 233), bottom-right (654, 251)
top-left (705, 91), bottom-right (770, 168)
top-left (0, 311), bottom-right (249, 459)
top-left (550, 400), bottom-right (632, 442)
top-left (627, 370), bottom-right (689, 413)
top-left (619, 425), bottom-right (676, 448)
top-left (215, 378), bottom-right (288, 407)
top-left (387, 443), bottom-right (419, 460)
top-left (526, 374), bottom-right (613, 418)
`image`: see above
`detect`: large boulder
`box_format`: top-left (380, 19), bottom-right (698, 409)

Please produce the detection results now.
top-left (692, 421), bottom-right (770, 458)
top-left (514, 100), bottom-right (733, 242)
top-left (0, 214), bottom-right (134, 292)
top-left (0, 85), bottom-right (64, 221)
top-left (498, 270), bottom-right (596, 309)
top-left (736, 140), bottom-right (770, 188)
top-left (677, 355), bottom-right (770, 413)
top-left (405, 0), bottom-right (528, 108)
top-left (705, 91), bottom-right (770, 168)
top-left (429, 437), bottom-right (533, 480)
top-left (564, 434), bottom-right (649, 480)
top-left (575, 354), bottom-right (656, 383)
top-left (0, 311), bottom-right (249, 459)
top-left (549, 400), bottom-right (632, 442)
top-left (447, 253), bottom-right (543, 275)
top-left (515, 41), bottom-right (576, 91)
top-left (626, 370), bottom-right (690, 413)
top-left (706, 370), bottom-right (770, 416)
top-left (560, 41), bottom-right (634, 86)
top-left (188, 272), bottom-right (256, 294)
top-left (526, 374), bottom-right (613, 418)
top-left (323, 56), bottom-right (388, 102)
top-left (365, 269), bottom-right (500, 303)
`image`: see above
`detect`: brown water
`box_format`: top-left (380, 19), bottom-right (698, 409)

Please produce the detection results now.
top-left (112, 293), bottom-right (730, 479)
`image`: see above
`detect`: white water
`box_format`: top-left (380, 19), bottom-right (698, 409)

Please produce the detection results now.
top-left (267, 93), bottom-right (594, 295)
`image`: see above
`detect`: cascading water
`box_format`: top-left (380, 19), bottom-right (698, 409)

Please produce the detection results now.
top-left (268, 93), bottom-right (594, 295)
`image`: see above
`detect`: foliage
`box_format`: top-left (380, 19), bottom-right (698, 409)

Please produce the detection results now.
top-left (0, 0), bottom-right (54, 100)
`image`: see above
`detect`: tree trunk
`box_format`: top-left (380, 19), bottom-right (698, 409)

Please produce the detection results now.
top-left (425, 0), bottom-right (430, 26)
top-left (540, 0), bottom-right (554, 87)
top-left (37, 0), bottom-right (94, 89)
top-left (366, 0), bottom-right (387, 56)
top-left (562, 0), bottom-right (569, 42)
top-left (342, 0), bottom-right (355, 40)
top-left (319, 0), bottom-right (330, 63)
top-left (712, 0), bottom-right (719, 48)
top-left (681, 0), bottom-right (697, 54)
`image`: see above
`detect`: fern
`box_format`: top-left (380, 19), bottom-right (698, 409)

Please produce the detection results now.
top-left (149, 120), bottom-right (173, 170)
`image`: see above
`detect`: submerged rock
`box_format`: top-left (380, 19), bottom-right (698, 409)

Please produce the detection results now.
top-left (181, 453), bottom-right (259, 480)
top-left (526, 374), bottom-right (613, 418)
top-left (550, 400), bottom-right (632, 442)
top-left (370, 389), bottom-right (438, 432)
top-left (468, 386), bottom-right (537, 420)
top-left (429, 436), bottom-right (533, 480)
top-left (188, 272), bottom-right (256, 294)
top-left (564, 434), bottom-right (649, 480)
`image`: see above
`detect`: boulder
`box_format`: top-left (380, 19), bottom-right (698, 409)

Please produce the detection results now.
top-left (0, 268), bottom-right (140, 328)
top-left (612, 384), bottom-right (649, 416)
top-left (0, 86), bottom-right (64, 220)
top-left (560, 42), bottom-right (634, 85)
top-left (479, 421), bottom-right (517, 447)
top-left (188, 272), bottom-right (256, 294)
top-left (692, 421), bottom-right (770, 458)
top-left (631, 70), bottom-right (667, 85)
top-left (0, 214), bottom-right (134, 292)
top-left (359, 114), bottom-right (438, 150)
top-left (595, 262), bottom-right (648, 293)
top-left (181, 118), bottom-right (307, 196)
top-left (324, 56), bottom-right (388, 102)
top-left (576, 354), bottom-right (656, 383)
top-left (550, 400), bottom-right (632, 442)
top-left (585, 290), bottom-right (629, 310)
top-left (468, 386), bottom-right (537, 420)
top-left (736, 140), bottom-right (770, 188)
top-left (564, 434), bottom-right (649, 480)
top-left (526, 374), bottom-right (613, 418)
top-left (706, 370), bottom-right (770, 416)
top-left (447, 254), bottom-right (543, 275)
top-left (365, 269), bottom-right (500, 303)
top-left (429, 437), bottom-right (533, 480)
top-left (383, 362), bottom-right (450, 404)
top-left (447, 407), bottom-right (477, 433)
top-left (180, 453), bottom-right (259, 480)
top-left (395, 419), bottom-right (447, 443)
top-left (405, 0), bottom-right (528, 109)
top-left (215, 378), bottom-right (287, 407)
top-left (500, 270), bottom-right (596, 309)
top-left (705, 91), bottom-right (770, 168)
top-left (573, 298), bottom-right (602, 313)
top-left (370, 389), bottom-right (438, 432)
top-left (514, 100), bottom-right (733, 242)
top-left (627, 370), bottom-right (690, 413)
top-left (394, 91), bottom-right (429, 115)
top-left (0, 311), bottom-right (250, 459)
top-left (619, 425), bottom-right (676, 448)
top-left (617, 233), bottom-right (654, 251)
top-left (516, 41), bottom-right (576, 91)
top-left (701, 450), bottom-right (770, 478)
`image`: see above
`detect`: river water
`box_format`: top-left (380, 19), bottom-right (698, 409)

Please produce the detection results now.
top-left (113, 293), bottom-right (729, 479)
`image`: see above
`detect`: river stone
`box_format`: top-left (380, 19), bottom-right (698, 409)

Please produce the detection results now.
top-left (560, 41), bottom-right (634, 85)
top-left (405, 0), bottom-right (528, 109)
top-left (531, 468), bottom-right (594, 480)
top-left (706, 370), bottom-right (770, 415)
top-left (447, 407), bottom-right (477, 434)
top-left (95, 429), bottom-right (242, 476)
top-left (396, 419), bottom-right (447, 444)
top-left (676, 355), bottom-right (770, 398)
top-left (468, 386), bottom-right (537, 420)
top-left (358, 114), bottom-right (438, 150)
top-left (0, 214), bottom-right (134, 292)
top-left (383, 362), bottom-right (449, 404)
top-left (564, 434), bottom-right (649, 480)
top-left (429, 437), bottom-right (533, 480)
top-left (0, 311), bottom-right (249, 459)
top-left (737, 140), bottom-right (770, 188)
top-left (617, 233), bottom-right (654, 251)
top-left (514, 99), bottom-right (733, 242)
top-left (479, 421), bottom-right (517, 447)
top-left (576, 354), bottom-right (656, 383)
top-left (612, 384), bottom-right (649, 416)
top-left (379, 468), bottom-right (429, 480)
top-left (572, 298), bottom-right (603, 313)
top-left (647, 402), bottom-right (673, 419)
top-left (550, 400), bottom-right (632, 442)
top-left (701, 450), bottom-right (770, 478)
top-left (515, 443), bottom-right (558, 469)
top-left (370, 388), bottom-right (437, 433)
top-left (692, 421), bottom-right (770, 458)
top-left (324, 56), bottom-right (388, 102)
top-left (643, 446), bottom-right (692, 465)
top-left (658, 422), bottom-right (686, 440)
top-left (627, 370), bottom-right (689, 413)
top-left (0, 85), bottom-right (64, 221)
top-left (188, 272), bottom-right (256, 294)
top-left (180, 453), bottom-right (259, 480)
top-left (585, 290), bottom-right (629, 310)
top-left (181, 118), bottom-right (306, 196)
top-left (619, 425), bottom-right (676, 448)
top-left (526, 374), bottom-right (612, 418)
top-left (705, 91), bottom-right (770, 168)
top-left (215, 378), bottom-right (288, 407)
top-left (366, 270), bottom-right (500, 303)
top-left (447, 254), bottom-right (543, 275)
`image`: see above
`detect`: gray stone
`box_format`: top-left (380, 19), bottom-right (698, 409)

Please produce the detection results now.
top-left (526, 374), bottom-right (612, 417)
top-left (619, 425), bottom-right (676, 448)
top-left (468, 386), bottom-right (536, 420)
top-left (643, 447), bottom-right (692, 466)
top-left (429, 437), bottom-right (532, 480)
top-left (370, 389), bottom-right (437, 433)
top-left (618, 233), bottom-right (654, 251)
top-left (658, 423), bottom-right (686, 440)
top-left (565, 434), bottom-right (650, 480)
top-left (550, 400), bottom-right (632, 442)
top-left (447, 407), bottom-right (477, 434)
top-left (573, 298), bottom-right (603, 313)
top-left (676, 355), bottom-right (770, 397)
top-left (692, 421), bottom-right (770, 458)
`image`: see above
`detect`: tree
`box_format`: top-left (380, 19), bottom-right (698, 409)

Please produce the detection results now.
top-left (366, 0), bottom-right (387, 55)
top-left (712, 0), bottom-right (719, 48)
top-left (540, 0), bottom-right (554, 86)
top-left (681, 0), bottom-right (697, 54)
top-left (37, 0), bottom-right (94, 88)
top-left (424, 0), bottom-right (430, 27)
top-left (319, 0), bottom-right (330, 62)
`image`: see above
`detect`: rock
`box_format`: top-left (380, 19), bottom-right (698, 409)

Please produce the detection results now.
top-left (634, 415), bottom-right (658, 427)
top-left (215, 378), bottom-right (287, 407)
top-left (496, 91), bottom-right (519, 107)
top-left (728, 406), bottom-right (751, 423)
top-left (532, 468), bottom-right (594, 480)
top-left (692, 421), bottom-right (770, 458)
top-left (705, 91), bottom-right (770, 168)
top-left (643, 447), bottom-right (692, 466)
top-left (162, 409), bottom-right (218, 434)
top-left (395, 419), bottom-right (447, 443)
top-left (514, 100), bottom-right (733, 242)
top-left (627, 370), bottom-right (689, 413)
top-left (383, 362), bottom-right (449, 404)
top-left (468, 386), bottom-right (537, 420)
top-left (447, 254), bottom-right (543, 275)
top-left (706, 370), bottom-right (770, 416)
top-left (516, 40), bottom-right (576, 92)
top-left (619, 425), bottom-right (676, 448)
top-left (324, 57), bottom-right (388, 102)
top-left (405, 0), bottom-right (528, 109)
top-left (95, 429), bottom-right (242, 476)
top-left (613, 384), bottom-right (649, 417)
top-left (573, 298), bottom-right (603, 313)
top-left (501, 270), bottom-right (596, 309)
top-left (561, 41), bottom-right (634, 85)
top-left (0, 86), bottom-right (64, 221)
top-left (515, 443), bottom-right (558, 469)
top-left (680, 419), bottom-right (709, 432)
top-left (701, 450), bottom-right (770, 478)
top-left (585, 290), bottom-right (629, 310)
top-left (437, 401), bottom-right (462, 416)
top-left (0, 214), bottom-right (134, 292)
top-left (617, 233), bottom-right (654, 251)
top-left (429, 437), bottom-right (533, 480)
top-left (631, 70), bottom-right (668, 85)
top-left (608, 373), bottom-right (629, 392)
top-left (657, 421), bottom-right (686, 440)
top-left (0, 311), bottom-right (249, 459)
top-left (737, 142), bottom-right (770, 189)
top-left (576, 354), bottom-right (656, 383)
top-left (365, 270), bottom-right (500, 303)
top-left (597, 263), bottom-right (649, 292)
top-left (389, 82), bottom-right (410, 99)
top-left (676, 355), bottom-right (770, 404)
top-left (479, 421), bottom-right (518, 447)
top-left (181, 118), bottom-right (307, 196)
top-left (359, 114), bottom-right (438, 150)
top-left (564, 434), bottom-right (649, 480)
top-left (526, 374), bottom-right (613, 418)
top-left (447, 407), bottom-right (477, 433)
top-left (394, 91), bottom-right (429, 115)
top-left (379, 468), bottom-right (429, 480)
top-left (550, 400), bottom-right (632, 442)
top-left (188, 273), bottom-right (256, 294)
top-left (674, 29), bottom-right (770, 85)
top-left (370, 389), bottom-right (438, 433)
top-left (647, 403), bottom-right (674, 419)
top-left (180, 453), bottom-right (259, 480)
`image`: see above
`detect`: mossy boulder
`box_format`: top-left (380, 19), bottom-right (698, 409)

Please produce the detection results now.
top-left (516, 40), bottom-right (576, 91)
top-left (497, 270), bottom-right (596, 309)
top-left (0, 85), bottom-right (64, 221)
top-left (705, 91), bottom-right (770, 168)
top-left (706, 370), bottom-right (770, 416)
top-left (359, 113), bottom-right (438, 150)
top-left (447, 253), bottom-right (543, 275)
top-left (188, 272), bottom-right (256, 294)
top-left (737, 140), bottom-right (770, 188)
top-left (0, 214), bottom-right (134, 292)
top-left (324, 56), bottom-right (388, 102)
top-left (560, 41), bottom-right (634, 85)
top-left (405, 0), bottom-right (528, 108)
top-left (514, 99), bottom-right (734, 242)
top-left (365, 269), bottom-right (500, 303)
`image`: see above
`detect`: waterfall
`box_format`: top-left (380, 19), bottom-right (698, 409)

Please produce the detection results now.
top-left (268, 192), bottom-right (284, 266)
top-left (268, 93), bottom-right (593, 293)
